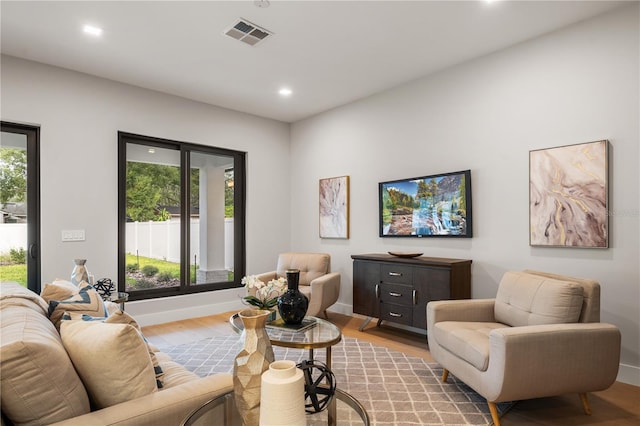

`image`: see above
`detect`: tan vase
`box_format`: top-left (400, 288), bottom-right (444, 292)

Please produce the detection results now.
top-left (233, 308), bottom-right (274, 426)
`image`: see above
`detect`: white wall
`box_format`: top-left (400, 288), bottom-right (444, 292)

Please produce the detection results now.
top-left (290, 5), bottom-right (639, 385)
top-left (0, 55), bottom-right (291, 320)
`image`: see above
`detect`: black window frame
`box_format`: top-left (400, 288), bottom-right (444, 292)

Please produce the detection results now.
top-left (1, 121), bottom-right (41, 292)
top-left (117, 131), bottom-right (246, 301)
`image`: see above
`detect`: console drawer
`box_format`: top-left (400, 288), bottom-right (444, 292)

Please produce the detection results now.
top-left (379, 303), bottom-right (413, 326)
top-left (379, 283), bottom-right (414, 306)
top-left (380, 264), bottom-right (413, 284)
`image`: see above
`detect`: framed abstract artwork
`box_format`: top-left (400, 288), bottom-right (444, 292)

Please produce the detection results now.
top-left (529, 140), bottom-right (609, 248)
top-left (319, 175), bottom-right (350, 239)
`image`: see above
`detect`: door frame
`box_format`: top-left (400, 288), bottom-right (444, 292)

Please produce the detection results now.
top-left (1, 121), bottom-right (41, 291)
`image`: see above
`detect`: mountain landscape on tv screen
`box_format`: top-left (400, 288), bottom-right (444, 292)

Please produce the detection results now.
top-left (381, 174), bottom-right (468, 236)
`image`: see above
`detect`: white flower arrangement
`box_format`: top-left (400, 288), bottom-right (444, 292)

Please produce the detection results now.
top-left (241, 275), bottom-right (287, 309)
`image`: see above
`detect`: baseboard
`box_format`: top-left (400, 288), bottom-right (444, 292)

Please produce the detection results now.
top-left (327, 301), bottom-right (352, 316)
top-left (617, 362), bottom-right (640, 386)
top-left (126, 289), bottom-right (245, 327)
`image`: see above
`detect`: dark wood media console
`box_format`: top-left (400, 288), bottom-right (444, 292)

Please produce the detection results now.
top-left (351, 253), bottom-right (472, 331)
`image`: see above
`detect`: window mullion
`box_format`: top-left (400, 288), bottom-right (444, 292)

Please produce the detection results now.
top-left (181, 147), bottom-right (190, 289)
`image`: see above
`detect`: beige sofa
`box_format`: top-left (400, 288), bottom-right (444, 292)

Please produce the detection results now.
top-left (255, 252), bottom-right (340, 318)
top-left (0, 282), bottom-right (232, 426)
top-left (427, 270), bottom-right (621, 426)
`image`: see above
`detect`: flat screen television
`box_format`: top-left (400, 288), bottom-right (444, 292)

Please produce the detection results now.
top-left (379, 169), bottom-right (472, 238)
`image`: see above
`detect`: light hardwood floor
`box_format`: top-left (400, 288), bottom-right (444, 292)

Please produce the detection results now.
top-left (142, 311), bottom-right (640, 426)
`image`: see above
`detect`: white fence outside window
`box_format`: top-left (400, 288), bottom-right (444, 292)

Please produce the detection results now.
top-left (0, 223), bottom-right (27, 253)
top-left (126, 218), bottom-right (234, 270)
top-left (0, 220), bottom-right (234, 270)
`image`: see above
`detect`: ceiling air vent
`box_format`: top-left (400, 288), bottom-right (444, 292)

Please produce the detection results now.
top-left (224, 18), bottom-right (272, 46)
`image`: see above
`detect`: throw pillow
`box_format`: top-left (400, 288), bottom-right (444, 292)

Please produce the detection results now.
top-left (40, 279), bottom-right (79, 303)
top-left (48, 282), bottom-right (107, 329)
top-left (62, 311), bottom-right (165, 388)
top-left (60, 321), bottom-right (158, 409)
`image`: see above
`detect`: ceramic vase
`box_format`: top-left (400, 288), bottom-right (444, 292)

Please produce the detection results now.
top-left (277, 269), bottom-right (309, 325)
top-left (71, 259), bottom-right (89, 285)
top-left (233, 309), bottom-right (275, 426)
top-left (259, 360), bottom-right (305, 426)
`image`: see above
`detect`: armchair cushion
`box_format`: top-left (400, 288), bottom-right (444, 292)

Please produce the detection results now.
top-left (275, 252), bottom-right (330, 285)
top-left (494, 271), bottom-right (584, 327)
top-left (433, 321), bottom-right (508, 371)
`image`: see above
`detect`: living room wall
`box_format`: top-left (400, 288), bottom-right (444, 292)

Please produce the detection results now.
top-left (289, 4), bottom-right (639, 385)
top-left (0, 54), bottom-right (291, 321)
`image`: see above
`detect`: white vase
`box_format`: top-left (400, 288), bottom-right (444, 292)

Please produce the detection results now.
top-left (259, 360), bottom-right (305, 426)
top-left (71, 259), bottom-right (89, 285)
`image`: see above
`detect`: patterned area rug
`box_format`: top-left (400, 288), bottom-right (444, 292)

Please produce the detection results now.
top-left (162, 334), bottom-right (512, 425)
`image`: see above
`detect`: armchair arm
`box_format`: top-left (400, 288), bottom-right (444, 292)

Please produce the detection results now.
top-left (427, 299), bottom-right (496, 327)
top-left (50, 373), bottom-right (233, 426)
top-left (485, 323), bottom-right (621, 402)
top-left (306, 272), bottom-right (340, 317)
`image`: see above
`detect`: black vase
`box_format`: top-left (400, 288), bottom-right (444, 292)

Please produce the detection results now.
top-left (277, 269), bottom-right (309, 325)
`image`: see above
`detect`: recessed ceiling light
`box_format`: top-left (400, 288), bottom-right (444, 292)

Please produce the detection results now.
top-left (278, 88), bottom-right (293, 97)
top-left (83, 25), bottom-right (103, 37)
top-left (148, 148), bottom-right (155, 154)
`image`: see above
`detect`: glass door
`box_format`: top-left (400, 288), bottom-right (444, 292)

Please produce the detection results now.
top-left (0, 122), bottom-right (40, 292)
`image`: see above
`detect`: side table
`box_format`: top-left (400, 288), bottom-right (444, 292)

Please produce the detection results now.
top-left (108, 292), bottom-right (129, 311)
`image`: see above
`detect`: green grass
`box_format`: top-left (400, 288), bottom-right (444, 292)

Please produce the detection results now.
top-left (126, 253), bottom-right (198, 282)
top-left (0, 263), bottom-right (27, 286)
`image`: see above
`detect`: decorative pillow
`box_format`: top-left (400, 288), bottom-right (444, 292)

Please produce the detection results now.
top-left (60, 321), bottom-right (158, 409)
top-left (48, 282), bottom-right (107, 329)
top-left (62, 311), bottom-right (165, 388)
top-left (40, 279), bottom-right (79, 303)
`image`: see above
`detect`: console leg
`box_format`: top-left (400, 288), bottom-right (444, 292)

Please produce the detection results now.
top-left (358, 317), bottom-right (373, 331)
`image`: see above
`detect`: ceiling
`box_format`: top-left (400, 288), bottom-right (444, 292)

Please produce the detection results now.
top-left (0, 1), bottom-right (627, 123)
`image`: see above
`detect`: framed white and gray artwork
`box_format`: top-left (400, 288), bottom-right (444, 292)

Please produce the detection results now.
top-left (529, 140), bottom-right (609, 248)
top-left (319, 175), bottom-right (350, 239)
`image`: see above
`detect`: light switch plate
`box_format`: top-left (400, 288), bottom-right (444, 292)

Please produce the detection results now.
top-left (61, 229), bottom-right (85, 242)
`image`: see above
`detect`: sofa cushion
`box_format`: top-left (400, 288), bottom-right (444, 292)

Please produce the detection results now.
top-left (48, 282), bottom-right (107, 329)
top-left (495, 271), bottom-right (584, 327)
top-left (153, 352), bottom-right (201, 389)
top-left (433, 321), bottom-right (508, 371)
top-left (0, 282), bottom-right (49, 315)
top-left (0, 304), bottom-right (90, 426)
top-left (63, 311), bottom-right (165, 388)
top-left (60, 321), bottom-right (158, 409)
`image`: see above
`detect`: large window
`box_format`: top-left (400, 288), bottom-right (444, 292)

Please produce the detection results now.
top-left (118, 132), bottom-right (245, 300)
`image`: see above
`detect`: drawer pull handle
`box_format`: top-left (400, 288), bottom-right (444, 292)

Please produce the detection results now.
top-left (413, 289), bottom-right (417, 305)
top-left (389, 292), bottom-right (402, 297)
top-left (388, 272), bottom-right (402, 277)
top-left (389, 312), bottom-right (402, 318)
top-left (375, 284), bottom-right (380, 298)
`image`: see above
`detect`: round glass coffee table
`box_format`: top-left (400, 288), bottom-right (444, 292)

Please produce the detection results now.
top-left (229, 314), bottom-right (342, 370)
top-left (229, 314), bottom-right (350, 425)
top-left (181, 388), bottom-right (370, 426)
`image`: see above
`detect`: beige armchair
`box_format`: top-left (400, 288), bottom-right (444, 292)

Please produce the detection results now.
top-left (426, 270), bottom-right (621, 426)
top-left (253, 252), bottom-right (340, 319)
